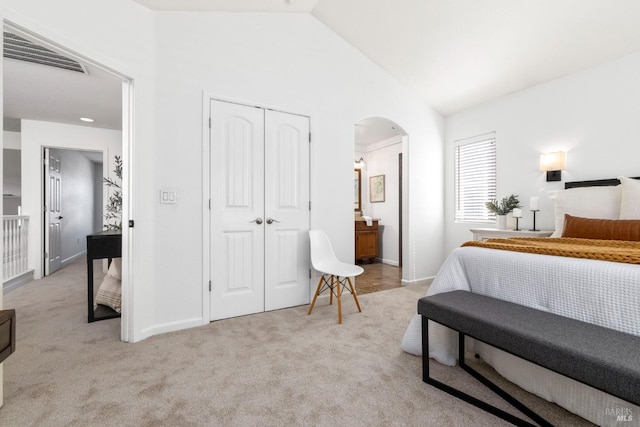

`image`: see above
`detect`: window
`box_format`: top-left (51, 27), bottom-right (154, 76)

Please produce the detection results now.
top-left (454, 132), bottom-right (496, 222)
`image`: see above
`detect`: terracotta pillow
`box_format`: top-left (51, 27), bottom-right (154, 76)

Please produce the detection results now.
top-left (562, 214), bottom-right (640, 241)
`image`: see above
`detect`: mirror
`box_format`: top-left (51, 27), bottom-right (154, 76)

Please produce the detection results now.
top-left (354, 169), bottom-right (361, 212)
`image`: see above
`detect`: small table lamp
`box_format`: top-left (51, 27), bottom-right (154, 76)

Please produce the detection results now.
top-left (529, 197), bottom-right (539, 231)
top-left (512, 208), bottom-right (522, 231)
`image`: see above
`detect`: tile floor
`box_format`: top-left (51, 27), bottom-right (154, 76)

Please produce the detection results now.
top-left (355, 261), bottom-right (402, 295)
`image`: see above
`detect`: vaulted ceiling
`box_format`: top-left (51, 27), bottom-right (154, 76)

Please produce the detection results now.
top-left (135, 0), bottom-right (640, 116)
top-left (5, 1), bottom-right (640, 139)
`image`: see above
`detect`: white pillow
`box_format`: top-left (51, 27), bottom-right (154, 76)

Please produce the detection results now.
top-left (551, 185), bottom-right (621, 237)
top-left (94, 258), bottom-right (122, 313)
top-left (619, 177), bottom-right (640, 219)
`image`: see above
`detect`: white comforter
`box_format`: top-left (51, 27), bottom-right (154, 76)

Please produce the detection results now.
top-left (402, 246), bottom-right (640, 427)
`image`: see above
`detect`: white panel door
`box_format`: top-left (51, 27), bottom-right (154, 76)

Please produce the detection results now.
top-left (210, 100), bottom-right (265, 320)
top-left (264, 110), bottom-right (310, 311)
top-left (209, 100), bottom-right (310, 320)
top-left (44, 148), bottom-right (62, 276)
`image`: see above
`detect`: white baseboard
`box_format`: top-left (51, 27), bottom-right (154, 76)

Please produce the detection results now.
top-left (3, 270), bottom-right (34, 293)
top-left (139, 317), bottom-right (204, 341)
top-left (401, 276), bottom-right (434, 287)
top-left (61, 251), bottom-right (87, 266)
top-left (376, 258), bottom-right (399, 266)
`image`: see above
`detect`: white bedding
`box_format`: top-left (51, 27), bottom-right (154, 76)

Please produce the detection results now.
top-left (402, 246), bottom-right (640, 427)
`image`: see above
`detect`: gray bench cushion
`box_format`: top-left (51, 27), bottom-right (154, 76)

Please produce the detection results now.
top-left (419, 290), bottom-right (640, 406)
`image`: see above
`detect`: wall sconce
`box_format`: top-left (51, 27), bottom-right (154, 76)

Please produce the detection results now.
top-left (540, 151), bottom-right (566, 182)
top-left (354, 157), bottom-right (365, 169)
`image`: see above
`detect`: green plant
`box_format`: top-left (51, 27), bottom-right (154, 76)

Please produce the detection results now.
top-left (485, 194), bottom-right (520, 215)
top-left (103, 156), bottom-right (122, 231)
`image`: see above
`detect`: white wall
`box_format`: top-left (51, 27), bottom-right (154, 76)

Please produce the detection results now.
top-left (21, 121), bottom-right (121, 279)
top-left (3, 132), bottom-right (21, 214)
top-left (3, 149), bottom-right (21, 214)
top-left (3, 131), bottom-right (20, 149)
top-left (93, 162), bottom-right (103, 232)
top-left (445, 51), bottom-right (640, 253)
top-left (359, 138), bottom-right (403, 266)
top-left (151, 12), bottom-right (443, 334)
top-left (0, 3), bottom-right (445, 345)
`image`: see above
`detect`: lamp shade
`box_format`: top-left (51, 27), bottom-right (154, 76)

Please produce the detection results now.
top-left (539, 151), bottom-right (566, 172)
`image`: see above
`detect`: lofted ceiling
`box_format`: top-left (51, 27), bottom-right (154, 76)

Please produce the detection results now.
top-left (132, 0), bottom-right (640, 117)
top-left (6, 1), bottom-right (640, 144)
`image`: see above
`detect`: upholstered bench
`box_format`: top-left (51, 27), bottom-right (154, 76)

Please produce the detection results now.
top-left (419, 290), bottom-right (640, 426)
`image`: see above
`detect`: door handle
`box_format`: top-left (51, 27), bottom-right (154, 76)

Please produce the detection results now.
top-left (57, 216), bottom-right (64, 220)
top-left (266, 218), bottom-right (280, 225)
top-left (250, 217), bottom-right (263, 225)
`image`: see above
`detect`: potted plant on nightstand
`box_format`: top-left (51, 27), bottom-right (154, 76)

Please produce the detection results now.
top-left (486, 194), bottom-right (520, 230)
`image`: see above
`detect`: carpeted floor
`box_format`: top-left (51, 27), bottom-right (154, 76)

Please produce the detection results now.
top-left (0, 259), bottom-right (593, 426)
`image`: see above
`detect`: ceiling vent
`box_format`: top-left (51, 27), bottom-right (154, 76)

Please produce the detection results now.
top-left (3, 31), bottom-right (86, 73)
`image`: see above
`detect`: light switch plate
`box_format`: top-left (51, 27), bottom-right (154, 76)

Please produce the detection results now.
top-left (160, 188), bottom-right (177, 204)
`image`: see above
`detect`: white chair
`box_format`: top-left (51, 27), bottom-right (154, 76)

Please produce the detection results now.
top-left (308, 230), bottom-right (363, 324)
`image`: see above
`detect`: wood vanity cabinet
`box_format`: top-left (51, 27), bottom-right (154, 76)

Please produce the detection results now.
top-left (355, 220), bottom-right (379, 262)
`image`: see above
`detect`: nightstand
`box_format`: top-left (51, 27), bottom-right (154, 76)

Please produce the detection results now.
top-left (470, 228), bottom-right (554, 241)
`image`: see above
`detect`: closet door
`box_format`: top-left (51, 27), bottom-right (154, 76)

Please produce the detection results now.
top-left (264, 110), bottom-right (310, 311)
top-left (210, 100), bottom-right (265, 320)
top-left (209, 100), bottom-right (310, 321)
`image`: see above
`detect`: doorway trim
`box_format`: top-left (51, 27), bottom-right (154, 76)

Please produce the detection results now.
top-left (42, 147), bottom-right (105, 276)
top-left (3, 20), bottom-right (135, 342)
top-left (353, 119), bottom-right (410, 281)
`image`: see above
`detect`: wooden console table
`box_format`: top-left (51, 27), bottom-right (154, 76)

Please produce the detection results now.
top-left (86, 231), bottom-right (122, 323)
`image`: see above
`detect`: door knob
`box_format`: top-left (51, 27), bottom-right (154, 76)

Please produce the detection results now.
top-left (250, 217), bottom-right (263, 225)
top-left (266, 218), bottom-right (280, 225)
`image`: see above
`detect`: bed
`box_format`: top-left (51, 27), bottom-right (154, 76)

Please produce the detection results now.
top-left (402, 176), bottom-right (640, 427)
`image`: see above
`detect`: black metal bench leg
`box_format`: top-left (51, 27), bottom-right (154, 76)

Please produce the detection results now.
top-left (422, 317), bottom-right (553, 427)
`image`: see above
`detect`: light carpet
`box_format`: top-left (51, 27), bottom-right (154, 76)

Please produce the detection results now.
top-left (0, 259), bottom-right (592, 426)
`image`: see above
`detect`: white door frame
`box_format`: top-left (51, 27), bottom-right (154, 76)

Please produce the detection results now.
top-left (201, 94), bottom-right (313, 323)
top-left (2, 20), bottom-right (135, 343)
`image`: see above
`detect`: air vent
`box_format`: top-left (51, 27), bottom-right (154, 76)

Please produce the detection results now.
top-left (3, 31), bottom-right (85, 73)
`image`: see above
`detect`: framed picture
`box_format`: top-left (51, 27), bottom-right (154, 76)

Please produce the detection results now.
top-left (369, 174), bottom-right (385, 203)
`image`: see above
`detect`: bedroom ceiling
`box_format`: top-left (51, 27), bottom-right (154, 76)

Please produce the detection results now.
top-left (135, 0), bottom-right (640, 116)
top-left (6, 1), bottom-right (640, 142)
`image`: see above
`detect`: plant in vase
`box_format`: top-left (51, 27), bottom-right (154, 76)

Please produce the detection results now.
top-left (485, 194), bottom-right (521, 230)
top-left (103, 155), bottom-right (122, 231)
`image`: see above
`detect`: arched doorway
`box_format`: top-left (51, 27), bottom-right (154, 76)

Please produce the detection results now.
top-left (354, 117), bottom-right (408, 293)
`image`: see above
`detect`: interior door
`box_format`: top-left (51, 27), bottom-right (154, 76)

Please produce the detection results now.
top-left (210, 100), bottom-right (265, 320)
top-left (264, 110), bottom-right (310, 311)
top-left (209, 100), bottom-right (310, 320)
top-left (44, 148), bottom-right (63, 275)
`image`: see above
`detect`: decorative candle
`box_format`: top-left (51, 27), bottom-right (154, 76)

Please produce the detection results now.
top-left (530, 196), bottom-right (539, 211)
top-left (512, 208), bottom-right (522, 218)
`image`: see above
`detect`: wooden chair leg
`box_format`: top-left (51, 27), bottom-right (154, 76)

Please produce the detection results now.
top-left (308, 275), bottom-right (324, 315)
top-left (337, 276), bottom-right (343, 324)
top-left (347, 277), bottom-right (362, 313)
top-left (329, 275), bottom-right (334, 305)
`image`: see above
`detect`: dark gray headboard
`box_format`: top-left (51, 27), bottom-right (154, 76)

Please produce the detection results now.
top-left (565, 177), bottom-right (640, 189)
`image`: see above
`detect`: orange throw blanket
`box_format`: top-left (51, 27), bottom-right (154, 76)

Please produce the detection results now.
top-left (461, 237), bottom-right (640, 265)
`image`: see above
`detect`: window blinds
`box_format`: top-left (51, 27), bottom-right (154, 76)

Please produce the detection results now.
top-left (454, 132), bottom-right (497, 222)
